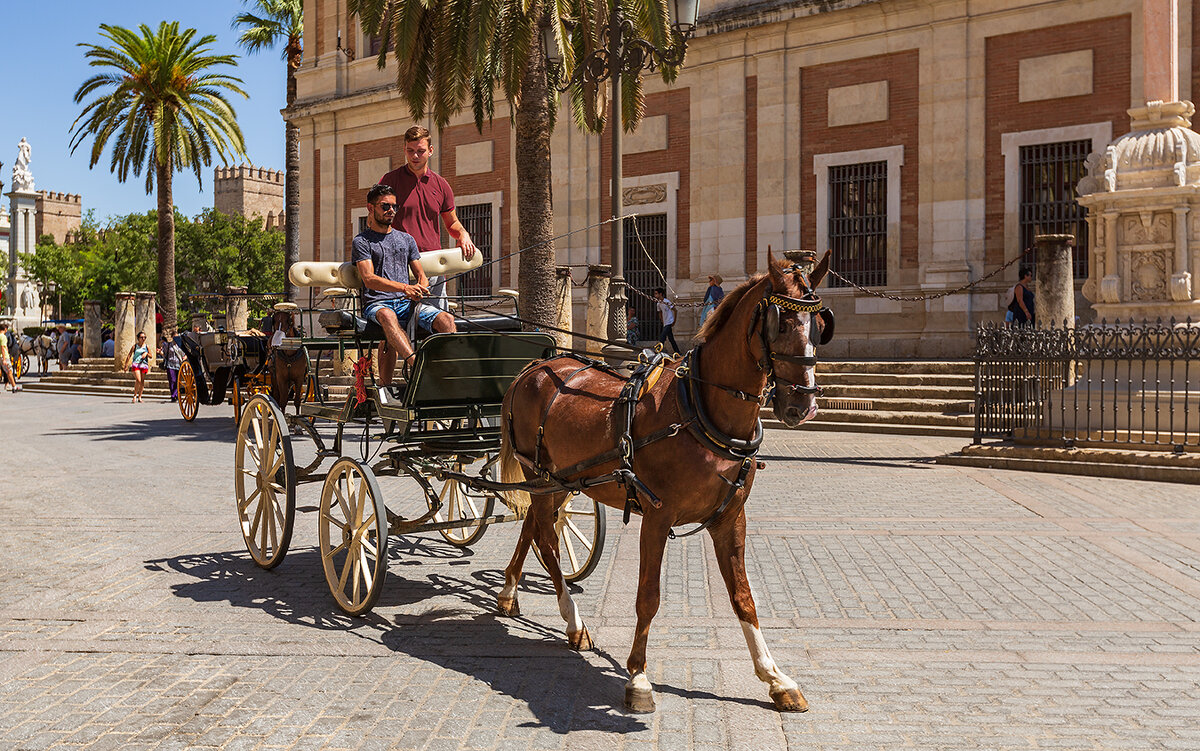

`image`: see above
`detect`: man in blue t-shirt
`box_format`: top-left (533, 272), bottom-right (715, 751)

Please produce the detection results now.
top-left (353, 184), bottom-right (456, 386)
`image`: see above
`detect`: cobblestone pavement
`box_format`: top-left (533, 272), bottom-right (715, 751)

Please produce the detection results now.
top-left (1, 392), bottom-right (1198, 750)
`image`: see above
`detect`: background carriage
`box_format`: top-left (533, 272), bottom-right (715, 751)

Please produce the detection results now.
top-left (233, 254), bottom-right (608, 615)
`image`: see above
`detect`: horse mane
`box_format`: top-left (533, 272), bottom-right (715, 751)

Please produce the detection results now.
top-left (696, 273), bottom-right (766, 342)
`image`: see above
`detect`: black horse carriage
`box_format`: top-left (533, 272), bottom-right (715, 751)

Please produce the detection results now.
top-left (234, 255), bottom-right (607, 615)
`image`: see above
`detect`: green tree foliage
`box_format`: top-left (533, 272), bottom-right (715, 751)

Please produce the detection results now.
top-left (21, 211), bottom-right (283, 325)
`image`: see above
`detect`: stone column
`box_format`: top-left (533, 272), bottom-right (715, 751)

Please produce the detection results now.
top-left (553, 266), bottom-right (574, 351)
top-left (585, 265), bottom-right (611, 356)
top-left (114, 292), bottom-right (136, 372)
top-left (82, 300), bottom-right (102, 359)
top-left (1034, 235), bottom-right (1076, 330)
top-left (134, 292), bottom-right (156, 369)
top-left (226, 287), bottom-right (249, 332)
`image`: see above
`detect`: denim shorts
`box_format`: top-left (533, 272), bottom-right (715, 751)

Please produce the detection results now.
top-left (363, 297), bottom-right (442, 332)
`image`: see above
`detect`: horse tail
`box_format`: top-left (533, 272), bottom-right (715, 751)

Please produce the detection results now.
top-left (497, 394), bottom-right (532, 519)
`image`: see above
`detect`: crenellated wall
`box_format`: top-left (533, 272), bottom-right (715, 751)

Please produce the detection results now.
top-left (214, 164), bottom-right (286, 230)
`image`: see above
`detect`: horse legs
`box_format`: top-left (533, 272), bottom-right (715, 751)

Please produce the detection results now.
top-left (497, 502), bottom-right (541, 617)
top-left (709, 507), bottom-right (807, 712)
top-left (530, 494), bottom-right (593, 651)
top-left (624, 514), bottom-right (672, 713)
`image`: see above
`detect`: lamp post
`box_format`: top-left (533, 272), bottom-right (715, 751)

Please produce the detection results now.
top-left (46, 281), bottom-right (57, 321)
top-left (543, 0), bottom-right (700, 341)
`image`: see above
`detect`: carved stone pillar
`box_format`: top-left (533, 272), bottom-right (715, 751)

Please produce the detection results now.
top-left (82, 300), bottom-right (102, 359)
top-left (113, 292), bottom-right (136, 373)
top-left (1034, 235), bottom-right (1076, 330)
top-left (553, 267), bottom-right (573, 351)
top-left (134, 292), bottom-right (156, 369)
top-left (226, 287), bottom-right (249, 332)
top-left (585, 265), bottom-right (611, 356)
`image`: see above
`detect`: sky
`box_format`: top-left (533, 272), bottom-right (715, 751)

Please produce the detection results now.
top-left (0, 1), bottom-right (287, 224)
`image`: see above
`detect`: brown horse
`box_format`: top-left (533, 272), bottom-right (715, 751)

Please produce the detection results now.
top-left (496, 251), bottom-right (833, 713)
top-left (267, 309), bottom-right (309, 413)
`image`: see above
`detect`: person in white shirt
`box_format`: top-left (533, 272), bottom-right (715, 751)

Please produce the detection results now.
top-left (652, 287), bottom-right (680, 355)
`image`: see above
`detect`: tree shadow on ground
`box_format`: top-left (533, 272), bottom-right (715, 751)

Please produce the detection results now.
top-left (51, 414), bottom-right (234, 442)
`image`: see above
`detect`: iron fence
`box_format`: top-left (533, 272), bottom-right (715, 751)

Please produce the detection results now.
top-left (974, 320), bottom-right (1200, 450)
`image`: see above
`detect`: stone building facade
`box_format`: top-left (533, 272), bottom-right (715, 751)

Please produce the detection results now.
top-left (214, 165), bottom-right (286, 230)
top-left (287, 0), bottom-right (1200, 357)
top-left (34, 192), bottom-right (82, 245)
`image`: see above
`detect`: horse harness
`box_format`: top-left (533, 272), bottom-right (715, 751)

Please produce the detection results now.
top-left (507, 269), bottom-right (832, 539)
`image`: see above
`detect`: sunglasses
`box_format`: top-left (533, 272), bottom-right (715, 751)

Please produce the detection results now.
top-left (376, 202), bottom-right (398, 213)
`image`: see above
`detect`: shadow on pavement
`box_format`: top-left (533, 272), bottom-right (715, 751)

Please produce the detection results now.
top-left (51, 415), bottom-right (234, 442)
top-left (147, 539), bottom-right (761, 732)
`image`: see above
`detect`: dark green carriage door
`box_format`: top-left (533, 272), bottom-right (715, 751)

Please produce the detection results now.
top-left (405, 332), bottom-right (557, 408)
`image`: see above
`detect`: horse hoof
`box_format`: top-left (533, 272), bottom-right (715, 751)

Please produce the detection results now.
top-left (497, 597), bottom-right (520, 617)
top-left (567, 627), bottom-right (595, 651)
top-left (624, 685), bottom-right (656, 714)
top-left (770, 686), bottom-right (809, 713)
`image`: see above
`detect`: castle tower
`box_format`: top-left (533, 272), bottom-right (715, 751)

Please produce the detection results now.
top-left (214, 164), bottom-right (285, 230)
top-left (35, 191), bottom-right (82, 245)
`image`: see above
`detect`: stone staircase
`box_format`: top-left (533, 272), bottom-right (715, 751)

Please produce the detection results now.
top-left (764, 360), bottom-right (977, 437)
top-left (23, 358), bottom-right (173, 399)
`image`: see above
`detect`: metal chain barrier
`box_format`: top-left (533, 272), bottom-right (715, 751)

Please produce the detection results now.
top-left (824, 247), bottom-right (1032, 302)
top-left (627, 220), bottom-right (705, 308)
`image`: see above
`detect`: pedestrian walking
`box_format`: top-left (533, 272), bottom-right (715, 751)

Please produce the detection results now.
top-left (0, 322), bottom-right (20, 392)
top-left (700, 274), bottom-right (724, 324)
top-left (626, 305), bottom-right (640, 347)
top-left (652, 287), bottom-right (680, 355)
top-left (160, 330), bottom-right (182, 401)
top-left (1007, 266), bottom-right (1035, 326)
top-left (125, 331), bottom-right (151, 403)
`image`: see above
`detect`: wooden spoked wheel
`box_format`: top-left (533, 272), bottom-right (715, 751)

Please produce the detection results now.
top-left (178, 361), bottom-right (199, 421)
top-left (13, 353), bottom-right (27, 380)
top-left (231, 379), bottom-right (244, 424)
top-left (534, 495), bottom-right (606, 582)
top-left (319, 458), bottom-right (388, 616)
top-left (428, 454), bottom-right (497, 547)
top-left (234, 395), bottom-right (296, 569)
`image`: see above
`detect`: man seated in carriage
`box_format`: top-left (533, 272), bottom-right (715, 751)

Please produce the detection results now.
top-left (353, 184), bottom-right (456, 388)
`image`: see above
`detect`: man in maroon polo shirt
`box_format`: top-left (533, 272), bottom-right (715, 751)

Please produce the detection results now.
top-left (378, 125), bottom-right (477, 310)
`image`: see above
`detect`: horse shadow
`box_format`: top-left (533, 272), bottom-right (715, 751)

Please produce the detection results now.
top-left (145, 537), bottom-right (676, 733)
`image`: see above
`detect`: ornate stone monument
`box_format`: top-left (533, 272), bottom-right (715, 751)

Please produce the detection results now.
top-left (6, 138), bottom-right (41, 327)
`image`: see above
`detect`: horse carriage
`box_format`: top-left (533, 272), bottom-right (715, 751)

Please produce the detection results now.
top-left (233, 247), bottom-right (836, 715)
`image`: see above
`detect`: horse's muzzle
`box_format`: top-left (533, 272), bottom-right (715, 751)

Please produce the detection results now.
top-left (774, 385), bottom-right (820, 427)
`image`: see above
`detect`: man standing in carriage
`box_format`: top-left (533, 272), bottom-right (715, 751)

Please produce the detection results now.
top-left (377, 125), bottom-right (477, 310)
top-left (353, 184), bottom-right (456, 389)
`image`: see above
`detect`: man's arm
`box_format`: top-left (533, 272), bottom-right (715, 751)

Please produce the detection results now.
top-left (355, 259), bottom-right (426, 301)
top-left (440, 208), bottom-right (477, 260)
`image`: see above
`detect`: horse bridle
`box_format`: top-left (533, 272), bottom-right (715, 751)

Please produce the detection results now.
top-left (746, 272), bottom-right (836, 409)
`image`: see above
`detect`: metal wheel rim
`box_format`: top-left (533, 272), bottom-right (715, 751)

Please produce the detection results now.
top-left (534, 495), bottom-right (606, 582)
top-left (319, 458), bottom-right (388, 615)
top-left (179, 361), bottom-right (199, 421)
top-left (234, 395), bottom-right (295, 569)
top-left (430, 454), bottom-right (497, 547)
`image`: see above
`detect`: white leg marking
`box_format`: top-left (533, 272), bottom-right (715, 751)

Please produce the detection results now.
top-left (627, 671), bottom-right (653, 691)
top-left (499, 576), bottom-right (518, 602)
top-left (740, 621), bottom-right (798, 692)
top-left (558, 591), bottom-right (585, 634)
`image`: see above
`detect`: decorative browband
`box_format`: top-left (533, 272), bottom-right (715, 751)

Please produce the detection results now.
top-left (766, 294), bottom-right (825, 313)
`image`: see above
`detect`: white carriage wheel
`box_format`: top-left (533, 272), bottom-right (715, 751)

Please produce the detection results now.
top-left (534, 495), bottom-right (607, 582)
top-left (234, 395), bottom-right (296, 569)
top-left (428, 453), bottom-right (497, 547)
top-left (319, 457), bottom-right (388, 616)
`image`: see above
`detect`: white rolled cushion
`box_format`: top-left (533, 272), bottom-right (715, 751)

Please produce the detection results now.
top-left (417, 247), bottom-right (483, 276)
top-left (288, 248), bottom-right (483, 290)
top-left (288, 261), bottom-right (344, 288)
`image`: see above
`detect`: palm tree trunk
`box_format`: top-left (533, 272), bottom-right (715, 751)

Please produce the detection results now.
top-left (514, 36), bottom-right (556, 330)
top-left (156, 158), bottom-right (177, 329)
top-left (284, 43), bottom-right (301, 300)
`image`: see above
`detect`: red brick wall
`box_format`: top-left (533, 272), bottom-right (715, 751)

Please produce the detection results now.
top-left (343, 136), bottom-right (405, 259)
top-left (440, 120), bottom-right (512, 287)
top-left (984, 16), bottom-right (1131, 268)
top-left (801, 50), bottom-right (920, 270)
top-left (600, 88), bottom-right (691, 277)
top-left (313, 148), bottom-right (321, 262)
top-left (745, 76), bottom-right (758, 275)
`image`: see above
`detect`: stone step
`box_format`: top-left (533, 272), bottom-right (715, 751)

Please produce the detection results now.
top-left (819, 384), bottom-right (975, 401)
top-left (765, 419), bottom-right (975, 438)
top-left (808, 408), bottom-right (974, 427)
top-left (937, 444), bottom-right (1200, 485)
top-left (22, 383), bottom-right (173, 399)
top-left (817, 372), bottom-right (975, 388)
top-left (816, 396), bottom-right (974, 413)
top-left (818, 360), bottom-right (975, 375)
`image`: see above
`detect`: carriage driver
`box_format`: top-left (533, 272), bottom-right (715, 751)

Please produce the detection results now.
top-left (353, 184), bottom-right (456, 388)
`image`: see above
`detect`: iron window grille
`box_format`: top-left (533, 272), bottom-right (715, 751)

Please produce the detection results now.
top-left (624, 214), bottom-right (668, 341)
top-left (828, 161), bottom-right (888, 288)
top-left (1019, 140), bottom-right (1090, 279)
top-left (455, 203), bottom-right (493, 298)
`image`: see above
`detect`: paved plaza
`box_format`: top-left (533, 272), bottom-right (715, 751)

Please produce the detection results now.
top-left (1, 392), bottom-right (1198, 750)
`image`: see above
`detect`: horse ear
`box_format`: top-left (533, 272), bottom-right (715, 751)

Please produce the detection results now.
top-left (810, 250), bottom-right (832, 289)
top-left (766, 251), bottom-right (787, 288)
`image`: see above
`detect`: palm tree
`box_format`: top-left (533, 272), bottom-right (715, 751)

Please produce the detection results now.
top-left (350, 0), bottom-right (678, 330)
top-left (70, 21), bottom-right (248, 328)
top-left (233, 0), bottom-right (304, 301)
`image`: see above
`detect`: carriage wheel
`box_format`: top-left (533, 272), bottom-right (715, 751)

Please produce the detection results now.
top-left (319, 457), bottom-right (388, 616)
top-left (231, 378), bottom-right (245, 424)
top-left (178, 361), bottom-right (199, 421)
top-left (534, 496), bottom-right (606, 582)
top-left (234, 395), bottom-right (296, 569)
top-left (428, 454), bottom-right (498, 547)
top-left (14, 353), bottom-right (28, 380)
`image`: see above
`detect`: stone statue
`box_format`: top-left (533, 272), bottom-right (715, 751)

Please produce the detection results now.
top-left (12, 138), bottom-right (34, 192)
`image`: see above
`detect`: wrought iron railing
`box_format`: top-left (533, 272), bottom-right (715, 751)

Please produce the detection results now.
top-left (974, 320), bottom-right (1200, 450)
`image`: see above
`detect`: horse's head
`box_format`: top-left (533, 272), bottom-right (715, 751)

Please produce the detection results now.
top-left (756, 251), bottom-right (834, 427)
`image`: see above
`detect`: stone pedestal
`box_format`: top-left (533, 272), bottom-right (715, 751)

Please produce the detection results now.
top-left (226, 287), bottom-right (249, 332)
top-left (134, 292), bottom-right (156, 369)
top-left (83, 300), bottom-right (102, 358)
top-left (6, 188), bottom-right (39, 328)
top-left (114, 293), bottom-right (136, 372)
top-left (553, 267), bottom-right (573, 351)
top-left (1034, 234), bottom-right (1077, 329)
top-left (585, 265), bottom-right (611, 356)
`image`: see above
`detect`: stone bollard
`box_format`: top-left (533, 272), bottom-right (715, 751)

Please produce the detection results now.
top-left (553, 266), bottom-right (574, 351)
top-left (1034, 234), bottom-right (1076, 331)
top-left (585, 265), bottom-right (611, 356)
top-left (226, 287), bottom-right (249, 332)
top-left (114, 292), bottom-right (136, 372)
top-left (134, 292), bottom-right (157, 369)
top-left (83, 300), bottom-right (102, 359)
top-left (190, 313), bottom-right (208, 333)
